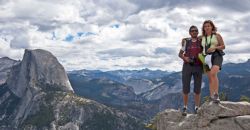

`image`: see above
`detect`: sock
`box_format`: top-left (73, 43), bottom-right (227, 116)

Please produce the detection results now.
top-left (184, 105), bottom-right (187, 109)
top-left (195, 106), bottom-right (199, 110)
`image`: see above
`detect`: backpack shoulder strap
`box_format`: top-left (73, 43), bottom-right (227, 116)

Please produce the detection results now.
top-left (197, 38), bottom-right (202, 48)
top-left (185, 38), bottom-right (192, 52)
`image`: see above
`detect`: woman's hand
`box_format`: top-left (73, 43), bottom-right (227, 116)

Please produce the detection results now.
top-left (207, 47), bottom-right (216, 53)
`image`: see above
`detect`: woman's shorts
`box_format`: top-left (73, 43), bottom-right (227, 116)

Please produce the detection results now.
top-left (211, 51), bottom-right (223, 69)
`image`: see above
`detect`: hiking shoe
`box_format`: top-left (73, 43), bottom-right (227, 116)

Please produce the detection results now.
top-left (194, 107), bottom-right (199, 114)
top-left (213, 93), bottom-right (220, 103)
top-left (182, 107), bottom-right (187, 116)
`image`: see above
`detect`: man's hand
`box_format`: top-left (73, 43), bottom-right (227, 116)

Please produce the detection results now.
top-left (183, 57), bottom-right (190, 63)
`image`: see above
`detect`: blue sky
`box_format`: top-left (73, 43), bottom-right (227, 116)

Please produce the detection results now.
top-left (0, 0), bottom-right (250, 71)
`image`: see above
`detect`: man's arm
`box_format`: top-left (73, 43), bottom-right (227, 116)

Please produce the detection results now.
top-left (179, 49), bottom-right (184, 59)
top-left (179, 39), bottom-right (189, 62)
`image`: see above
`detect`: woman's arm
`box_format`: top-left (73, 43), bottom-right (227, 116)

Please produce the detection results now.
top-left (215, 33), bottom-right (225, 50)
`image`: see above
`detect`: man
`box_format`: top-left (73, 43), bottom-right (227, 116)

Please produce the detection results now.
top-left (178, 25), bottom-right (203, 116)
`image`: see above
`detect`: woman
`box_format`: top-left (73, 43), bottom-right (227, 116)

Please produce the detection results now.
top-left (201, 20), bottom-right (225, 103)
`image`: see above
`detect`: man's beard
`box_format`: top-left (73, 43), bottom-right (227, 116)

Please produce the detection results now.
top-left (191, 35), bottom-right (198, 38)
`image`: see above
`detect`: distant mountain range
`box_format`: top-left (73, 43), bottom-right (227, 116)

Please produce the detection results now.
top-left (2, 50), bottom-right (249, 129)
top-left (68, 69), bottom-right (170, 95)
top-left (68, 59), bottom-right (250, 121)
top-left (0, 50), bottom-right (147, 130)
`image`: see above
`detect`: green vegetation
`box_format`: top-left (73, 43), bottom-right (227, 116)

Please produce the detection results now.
top-left (219, 92), bottom-right (228, 101)
top-left (81, 111), bottom-right (118, 130)
top-left (202, 96), bottom-right (210, 103)
top-left (145, 113), bottom-right (160, 130)
top-left (23, 104), bottom-right (55, 128)
top-left (80, 109), bottom-right (147, 130)
top-left (41, 82), bottom-right (65, 92)
top-left (44, 91), bottom-right (56, 103)
top-left (75, 97), bottom-right (87, 106)
top-left (21, 87), bottom-right (75, 128)
top-left (202, 92), bottom-right (228, 103)
top-left (240, 95), bottom-right (250, 102)
top-left (57, 107), bottom-right (71, 126)
top-left (145, 123), bottom-right (157, 130)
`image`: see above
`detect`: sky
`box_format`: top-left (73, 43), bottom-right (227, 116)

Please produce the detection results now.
top-left (0, 0), bottom-right (250, 72)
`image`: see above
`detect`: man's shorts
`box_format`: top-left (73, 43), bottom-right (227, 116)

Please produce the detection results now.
top-left (182, 63), bottom-right (203, 94)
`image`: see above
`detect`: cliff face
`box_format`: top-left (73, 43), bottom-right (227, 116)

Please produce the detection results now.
top-left (0, 49), bottom-right (146, 130)
top-left (7, 49), bottom-right (73, 98)
top-left (152, 101), bottom-right (250, 130)
top-left (0, 57), bottom-right (19, 85)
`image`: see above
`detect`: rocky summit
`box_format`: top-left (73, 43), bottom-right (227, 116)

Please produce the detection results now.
top-left (151, 101), bottom-right (250, 130)
top-left (0, 49), bottom-right (146, 130)
top-left (7, 49), bottom-right (73, 98)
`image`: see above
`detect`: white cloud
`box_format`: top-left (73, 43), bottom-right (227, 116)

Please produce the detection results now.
top-left (12, 0), bottom-right (84, 23)
top-left (0, 38), bottom-right (23, 59)
top-left (0, 0), bottom-right (250, 72)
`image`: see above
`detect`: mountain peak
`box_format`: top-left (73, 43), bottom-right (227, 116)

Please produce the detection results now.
top-left (0, 57), bottom-right (19, 85)
top-left (0, 57), bottom-right (18, 66)
top-left (7, 49), bottom-right (73, 97)
top-left (0, 56), bottom-right (13, 60)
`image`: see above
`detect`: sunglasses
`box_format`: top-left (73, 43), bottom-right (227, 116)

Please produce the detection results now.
top-left (190, 30), bottom-right (198, 32)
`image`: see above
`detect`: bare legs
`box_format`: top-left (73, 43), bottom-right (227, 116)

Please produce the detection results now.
top-left (207, 65), bottom-right (220, 97)
top-left (194, 93), bottom-right (200, 107)
top-left (183, 93), bottom-right (200, 107)
top-left (183, 93), bottom-right (188, 107)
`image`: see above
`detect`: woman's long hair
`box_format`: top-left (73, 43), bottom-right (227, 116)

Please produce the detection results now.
top-left (202, 20), bottom-right (217, 36)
